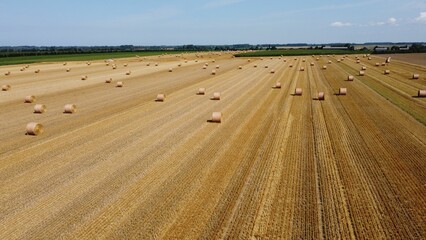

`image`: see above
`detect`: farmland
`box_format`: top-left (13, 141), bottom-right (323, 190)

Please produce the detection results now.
top-left (235, 49), bottom-right (371, 57)
top-left (0, 52), bottom-right (425, 239)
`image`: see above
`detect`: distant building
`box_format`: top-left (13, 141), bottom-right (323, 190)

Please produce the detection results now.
top-left (374, 47), bottom-right (388, 52)
top-left (323, 46), bottom-right (349, 50)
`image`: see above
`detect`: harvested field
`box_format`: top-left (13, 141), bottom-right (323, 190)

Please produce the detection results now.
top-left (0, 52), bottom-right (425, 239)
top-left (378, 53), bottom-right (426, 66)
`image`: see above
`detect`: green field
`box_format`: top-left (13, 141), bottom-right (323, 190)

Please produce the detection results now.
top-left (235, 49), bottom-right (372, 57)
top-left (0, 51), bottom-right (188, 66)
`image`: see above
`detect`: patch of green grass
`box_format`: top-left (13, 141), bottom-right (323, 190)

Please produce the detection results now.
top-left (235, 49), bottom-right (371, 57)
top-left (0, 51), bottom-right (188, 66)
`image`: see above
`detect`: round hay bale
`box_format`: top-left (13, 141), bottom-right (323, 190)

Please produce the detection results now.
top-left (274, 82), bottom-right (281, 88)
top-left (35, 69), bottom-right (40, 73)
top-left (322, 65), bottom-right (327, 69)
top-left (418, 90), bottom-right (426, 97)
top-left (289, 64), bottom-right (293, 67)
top-left (203, 66), bottom-right (207, 69)
top-left (156, 94), bottom-right (165, 101)
top-left (316, 57), bottom-right (319, 61)
top-left (26, 122), bottom-right (44, 136)
top-left (386, 57), bottom-right (391, 63)
top-left (106, 63), bottom-right (110, 66)
top-left (66, 68), bottom-right (71, 72)
top-left (318, 92), bottom-right (325, 100)
top-left (339, 88), bottom-right (347, 95)
top-left (412, 74), bottom-right (420, 79)
top-left (328, 60), bottom-right (332, 64)
top-left (310, 62), bottom-right (315, 66)
top-left (124, 63), bottom-right (128, 67)
top-left (146, 63), bottom-right (151, 66)
top-left (116, 81), bottom-right (123, 87)
top-left (5, 71), bottom-right (11, 76)
top-left (361, 66), bottom-right (367, 70)
top-left (216, 65), bottom-right (220, 69)
top-left (356, 60), bottom-right (360, 63)
top-left (264, 65), bottom-right (269, 68)
top-left (211, 70), bottom-right (216, 75)
top-left (254, 64), bottom-right (258, 68)
top-left (368, 57), bottom-right (372, 60)
top-left (24, 95), bottom-right (36, 103)
top-left (212, 92), bottom-right (221, 100)
top-left (112, 65), bottom-right (117, 69)
top-left (302, 59), bottom-right (306, 62)
top-left (381, 62), bottom-right (386, 66)
top-left (34, 104), bottom-right (46, 113)
top-left (238, 66), bottom-right (242, 69)
top-left (359, 71), bottom-right (365, 76)
top-left (337, 59), bottom-right (341, 63)
top-left (178, 63), bottom-right (182, 67)
top-left (64, 104), bottom-right (77, 113)
top-left (126, 71), bottom-right (131, 75)
top-left (348, 75), bottom-right (354, 81)
top-left (105, 78), bottom-right (112, 83)
top-left (384, 70), bottom-right (390, 75)
top-left (198, 88), bottom-right (206, 95)
top-left (63, 62), bottom-right (67, 66)
top-left (211, 112), bottom-right (222, 123)
top-left (300, 67), bottom-right (305, 71)
top-left (2, 84), bottom-right (11, 91)
top-left (248, 59), bottom-right (251, 62)
top-left (20, 68), bottom-right (25, 71)
top-left (375, 63), bottom-right (380, 66)
top-left (295, 88), bottom-right (302, 95)
top-left (81, 75), bottom-right (87, 80)
top-left (270, 69), bottom-right (275, 74)
top-left (169, 68), bottom-right (173, 72)
top-left (155, 63), bottom-right (159, 66)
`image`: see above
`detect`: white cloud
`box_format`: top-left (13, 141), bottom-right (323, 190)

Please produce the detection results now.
top-left (416, 12), bottom-right (426, 23)
top-left (387, 17), bottom-right (397, 25)
top-left (203, 0), bottom-right (246, 9)
top-left (330, 21), bottom-right (352, 27)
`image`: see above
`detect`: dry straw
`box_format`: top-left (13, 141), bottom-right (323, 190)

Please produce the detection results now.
top-left (64, 104), bottom-right (77, 113)
top-left (198, 88), bottom-right (206, 95)
top-left (156, 93), bottom-right (165, 101)
top-left (34, 104), bottom-right (46, 113)
top-left (24, 95), bottom-right (36, 103)
top-left (26, 122), bottom-right (44, 135)
top-left (212, 92), bottom-right (221, 100)
top-left (2, 84), bottom-right (11, 91)
top-left (295, 88), bottom-right (302, 95)
top-left (211, 112), bottom-right (222, 123)
top-left (339, 88), bottom-right (347, 95)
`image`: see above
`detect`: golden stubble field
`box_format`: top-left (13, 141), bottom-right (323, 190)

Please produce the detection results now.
top-left (0, 52), bottom-right (425, 239)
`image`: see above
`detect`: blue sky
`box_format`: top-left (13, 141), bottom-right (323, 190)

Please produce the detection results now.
top-left (0, 0), bottom-right (425, 46)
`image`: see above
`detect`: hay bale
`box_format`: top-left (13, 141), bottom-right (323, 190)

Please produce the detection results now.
top-left (66, 68), bottom-right (71, 72)
top-left (203, 66), bottom-right (207, 69)
top-left (156, 93), bottom-right (166, 101)
top-left (381, 62), bottom-right (386, 66)
top-left (248, 59), bottom-right (251, 62)
top-left (116, 81), bottom-right (123, 87)
top-left (337, 59), bottom-right (341, 63)
top-left (178, 63), bottom-right (182, 67)
top-left (211, 112), bottom-right (222, 123)
top-left (216, 65), bottom-right (220, 69)
top-left (4, 71), bottom-right (11, 76)
top-left (328, 60), bottom-right (332, 64)
top-left (211, 70), bottom-right (216, 75)
top-left (198, 88), bottom-right (206, 95)
top-left (64, 104), bottom-right (77, 113)
top-left (212, 92), bottom-right (221, 100)
top-left (112, 65), bottom-right (117, 69)
top-left (386, 57), bottom-right (391, 63)
top-left (24, 95), bottom-right (36, 103)
top-left (274, 82), bottom-right (281, 88)
top-left (339, 88), bottom-right (347, 95)
top-left (169, 68), bottom-right (173, 72)
top-left (412, 74), bottom-right (420, 79)
top-left (81, 75), bottom-right (87, 80)
top-left (375, 63), bottom-right (380, 66)
top-left (124, 63), bottom-right (128, 67)
top-left (300, 67), bottom-right (305, 71)
top-left (270, 69), bottom-right (275, 74)
top-left (35, 69), bottom-right (40, 73)
top-left (289, 64), bottom-right (293, 67)
top-left (361, 66), bottom-right (367, 70)
top-left (26, 122), bottom-right (44, 136)
top-left (63, 62), bottom-right (67, 66)
top-left (418, 90), bottom-right (426, 97)
top-left (254, 64), bottom-right (258, 68)
top-left (2, 84), bottom-right (11, 91)
top-left (146, 63), bottom-right (151, 66)
top-left (238, 66), bottom-right (242, 69)
top-left (368, 57), bottom-right (372, 60)
top-left (126, 71), bottom-right (131, 75)
top-left (348, 75), bottom-right (354, 81)
top-left (323, 65), bottom-right (327, 69)
top-left (264, 65), bottom-right (269, 68)
top-left (294, 88), bottom-right (302, 95)
top-left (318, 92), bottom-right (325, 100)
top-left (34, 104), bottom-right (46, 113)
top-left (310, 62), bottom-right (315, 66)
top-left (359, 71), bottom-right (365, 76)
top-left (20, 68), bottom-right (25, 71)
top-left (105, 78), bottom-right (112, 83)
top-left (155, 63), bottom-right (159, 66)
top-left (384, 70), bottom-right (390, 75)
top-left (356, 60), bottom-right (360, 63)
top-left (302, 59), bottom-right (306, 62)
top-left (316, 57), bottom-right (319, 61)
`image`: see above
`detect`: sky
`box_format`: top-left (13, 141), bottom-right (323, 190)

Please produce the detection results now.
top-left (0, 0), bottom-right (425, 46)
